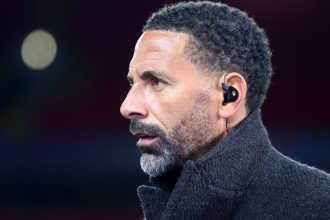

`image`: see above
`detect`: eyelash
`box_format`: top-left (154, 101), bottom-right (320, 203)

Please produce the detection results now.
top-left (151, 77), bottom-right (166, 86)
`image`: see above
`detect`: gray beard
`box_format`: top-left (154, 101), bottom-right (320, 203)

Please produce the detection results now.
top-left (130, 91), bottom-right (220, 177)
top-left (140, 147), bottom-right (176, 177)
top-left (131, 120), bottom-right (183, 177)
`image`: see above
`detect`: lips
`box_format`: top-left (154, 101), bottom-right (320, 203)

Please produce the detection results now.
top-left (138, 135), bottom-right (159, 146)
top-left (134, 132), bottom-right (159, 146)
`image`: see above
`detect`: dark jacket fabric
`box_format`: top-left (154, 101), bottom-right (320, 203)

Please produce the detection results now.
top-left (137, 109), bottom-right (330, 219)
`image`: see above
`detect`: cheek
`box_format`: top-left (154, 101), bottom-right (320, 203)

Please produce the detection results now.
top-left (145, 89), bottom-right (194, 132)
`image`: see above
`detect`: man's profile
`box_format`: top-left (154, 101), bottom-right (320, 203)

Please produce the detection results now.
top-left (120, 1), bottom-right (330, 219)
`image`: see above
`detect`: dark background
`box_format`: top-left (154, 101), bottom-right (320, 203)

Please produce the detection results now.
top-left (0, 0), bottom-right (329, 219)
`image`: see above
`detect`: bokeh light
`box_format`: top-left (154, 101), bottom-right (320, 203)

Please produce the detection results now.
top-left (21, 29), bottom-right (57, 70)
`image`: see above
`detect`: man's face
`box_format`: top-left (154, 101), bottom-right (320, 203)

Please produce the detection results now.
top-left (120, 31), bottom-right (223, 177)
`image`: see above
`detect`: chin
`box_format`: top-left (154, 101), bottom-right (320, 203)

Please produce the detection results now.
top-left (140, 153), bottom-right (171, 177)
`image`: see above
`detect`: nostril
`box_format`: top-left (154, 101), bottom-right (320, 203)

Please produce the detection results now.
top-left (120, 103), bottom-right (148, 120)
top-left (128, 112), bottom-right (146, 120)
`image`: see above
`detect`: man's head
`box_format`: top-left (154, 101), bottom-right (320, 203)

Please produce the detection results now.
top-left (120, 1), bottom-right (273, 177)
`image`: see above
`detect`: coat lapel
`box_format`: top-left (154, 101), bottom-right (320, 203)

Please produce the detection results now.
top-left (138, 161), bottom-right (245, 220)
top-left (138, 185), bottom-right (171, 220)
top-left (138, 109), bottom-right (272, 219)
top-left (160, 160), bottom-right (245, 220)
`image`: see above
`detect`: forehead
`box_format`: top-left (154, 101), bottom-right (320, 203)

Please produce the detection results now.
top-left (129, 31), bottom-right (190, 74)
top-left (134, 31), bottom-right (189, 54)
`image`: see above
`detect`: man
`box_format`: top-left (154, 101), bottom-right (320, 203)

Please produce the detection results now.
top-left (120, 1), bottom-right (330, 219)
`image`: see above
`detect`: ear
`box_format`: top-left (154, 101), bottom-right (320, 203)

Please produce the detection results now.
top-left (218, 72), bottom-right (247, 119)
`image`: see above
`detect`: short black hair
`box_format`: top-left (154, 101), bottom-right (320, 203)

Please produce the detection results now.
top-left (143, 1), bottom-right (273, 112)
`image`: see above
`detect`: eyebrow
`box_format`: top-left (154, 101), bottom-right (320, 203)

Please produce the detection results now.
top-left (127, 70), bottom-right (176, 85)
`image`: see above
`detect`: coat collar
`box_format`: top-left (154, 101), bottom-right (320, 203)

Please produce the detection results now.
top-left (138, 109), bottom-right (272, 219)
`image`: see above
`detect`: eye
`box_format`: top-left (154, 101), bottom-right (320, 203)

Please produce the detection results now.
top-left (151, 76), bottom-right (167, 88)
top-left (153, 77), bottom-right (164, 86)
top-left (139, 70), bottom-right (171, 90)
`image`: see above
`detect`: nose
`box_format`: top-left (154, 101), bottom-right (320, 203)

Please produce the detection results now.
top-left (120, 86), bottom-right (148, 120)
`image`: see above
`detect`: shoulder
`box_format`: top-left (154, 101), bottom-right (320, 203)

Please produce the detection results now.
top-left (246, 147), bottom-right (330, 218)
top-left (260, 147), bottom-right (330, 192)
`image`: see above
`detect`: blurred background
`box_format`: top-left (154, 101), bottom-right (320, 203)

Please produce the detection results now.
top-left (0, 0), bottom-right (329, 219)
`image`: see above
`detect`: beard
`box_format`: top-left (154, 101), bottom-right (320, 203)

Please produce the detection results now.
top-left (129, 91), bottom-right (220, 177)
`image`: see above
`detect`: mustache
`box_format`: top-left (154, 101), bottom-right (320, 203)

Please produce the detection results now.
top-left (129, 120), bottom-right (165, 137)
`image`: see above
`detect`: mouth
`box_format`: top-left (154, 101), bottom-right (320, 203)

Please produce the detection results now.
top-left (137, 134), bottom-right (159, 146)
top-left (132, 131), bottom-right (159, 146)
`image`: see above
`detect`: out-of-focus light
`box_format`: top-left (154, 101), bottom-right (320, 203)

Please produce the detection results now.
top-left (21, 29), bottom-right (57, 70)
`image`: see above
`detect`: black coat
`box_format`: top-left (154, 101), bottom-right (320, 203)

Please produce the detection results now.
top-left (137, 109), bottom-right (330, 219)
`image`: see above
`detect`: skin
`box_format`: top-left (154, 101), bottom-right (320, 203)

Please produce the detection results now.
top-left (120, 31), bottom-right (248, 176)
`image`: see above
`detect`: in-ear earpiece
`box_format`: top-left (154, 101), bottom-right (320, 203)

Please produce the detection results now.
top-left (220, 72), bottom-right (239, 103)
